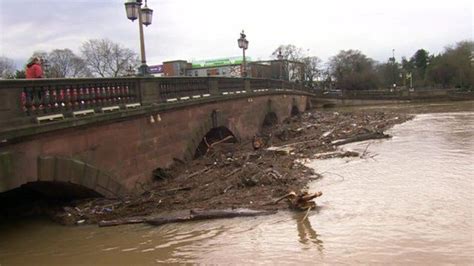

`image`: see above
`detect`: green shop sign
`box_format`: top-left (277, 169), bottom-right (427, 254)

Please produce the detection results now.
top-left (191, 56), bottom-right (252, 68)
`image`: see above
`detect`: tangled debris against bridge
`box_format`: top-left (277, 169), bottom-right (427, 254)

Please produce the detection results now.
top-left (33, 109), bottom-right (412, 226)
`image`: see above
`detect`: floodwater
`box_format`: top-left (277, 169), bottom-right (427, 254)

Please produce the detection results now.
top-left (1, 102), bottom-right (473, 265)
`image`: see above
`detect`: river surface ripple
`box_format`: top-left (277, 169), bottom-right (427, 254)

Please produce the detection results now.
top-left (0, 103), bottom-right (473, 265)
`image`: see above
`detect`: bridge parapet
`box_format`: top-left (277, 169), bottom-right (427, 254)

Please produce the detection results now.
top-left (0, 77), bottom-right (306, 132)
top-left (0, 78), bottom-right (140, 128)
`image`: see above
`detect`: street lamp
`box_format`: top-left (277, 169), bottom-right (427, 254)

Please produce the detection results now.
top-left (124, 0), bottom-right (153, 76)
top-left (391, 48), bottom-right (396, 88)
top-left (277, 49), bottom-right (283, 80)
top-left (237, 30), bottom-right (249, 77)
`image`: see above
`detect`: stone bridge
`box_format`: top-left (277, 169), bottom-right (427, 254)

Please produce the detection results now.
top-left (0, 77), bottom-right (312, 198)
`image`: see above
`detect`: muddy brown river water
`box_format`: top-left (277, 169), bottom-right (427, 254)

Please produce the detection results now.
top-left (0, 102), bottom-right (473, 265)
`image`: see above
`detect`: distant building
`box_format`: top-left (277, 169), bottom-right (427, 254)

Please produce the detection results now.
top-left (188, 57), bottom-right (247, 77)
top-left (161, 56), bottom-right (305, 81)
top-left (162, 60), bottom-right (190, 77)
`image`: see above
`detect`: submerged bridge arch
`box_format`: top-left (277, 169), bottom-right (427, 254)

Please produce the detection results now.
top-left (0, 155), bottom-right (127, 198)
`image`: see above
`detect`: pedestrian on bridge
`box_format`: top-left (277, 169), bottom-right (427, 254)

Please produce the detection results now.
top-left (25, 57), bottom-right (44, 79)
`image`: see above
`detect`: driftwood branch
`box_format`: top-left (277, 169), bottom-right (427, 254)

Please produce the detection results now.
top-left (191, 209), bottom-right (276, 219)
top-left (186, 166), bottom-right (212, 179)
top-left (203, 136), bottom-right (210, 148)
top-left (275, 191), bottom-right (322, 210)
top-left (210, 135), bottom-right (234, 148)
top-left (98, 209), bottom-right (277, 228)
top-left (204, 135), bottom-right (235, 154)
top-left (302, 206), bottom-right (312, 221)
top-left (98, 216), bottom-right (147, 227)
top-left (164, 186), bottom-right (192, 193)
top-left (332, 132), bottom-right (390, 146)
top-left (223, 185), bottom-right (234, 193)
top-left (224, 168), bottom-right (241, 178)
top-left (147, 209), bottom-right (277, 226)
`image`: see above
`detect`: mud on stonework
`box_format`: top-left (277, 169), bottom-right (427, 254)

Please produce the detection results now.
top-left (32, 109), bottom-right (413, 226)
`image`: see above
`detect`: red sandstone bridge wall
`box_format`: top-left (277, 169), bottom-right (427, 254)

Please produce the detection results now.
top-left (0, 95), bottom-right (307, 196)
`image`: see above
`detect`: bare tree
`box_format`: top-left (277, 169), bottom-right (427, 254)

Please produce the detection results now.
top-left (29, 50), bottom-right (49, 63)
top-left (271, 44), bottom-right (306, 61)
top-left (329, 50), bottom-right (379, 90)
top-left (301, 56), bottom-right (322, 88)
top-left (81, 39), bottom-right (138, 77)
top-left (0, 56), bottom-right (16, 79)
top-left (48, 49), bottom-right (90, 78)
top-left (271, 44), bottom-right (308, 81)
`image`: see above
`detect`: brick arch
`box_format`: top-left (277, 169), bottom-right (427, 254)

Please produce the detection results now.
top-left (305, 97), bottom-right (313, 111)
top-left (31, 156), bottom-right (127, 198)
top-left (290, 97), bottom-right (300, 116)
top-left (262, 111), bottom-right (279, 127)
top-left (183, 110), bottom-right (238, 161)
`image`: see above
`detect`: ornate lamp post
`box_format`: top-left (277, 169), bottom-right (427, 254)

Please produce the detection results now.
top-left (277, 49), bottom-right (283, 80)
top-left (391, 48), bottom-right (396, 88)
top-left (237, 30), bottom-right (249, 77)
top-left (124, 0), bottom-right (153, 76)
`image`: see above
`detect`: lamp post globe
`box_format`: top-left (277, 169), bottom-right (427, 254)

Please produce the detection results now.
top-left (124, 0), bottom-right (140, 21)
top-left (124, 0), bottom-right (153, 76)
top-left (141, 4), bottom-right (153, 26)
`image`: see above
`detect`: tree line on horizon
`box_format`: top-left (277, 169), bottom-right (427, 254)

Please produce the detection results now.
top-left (273, 40), bottom-right (472, 90)
top-left (0, 39), bottom-right (472, 90)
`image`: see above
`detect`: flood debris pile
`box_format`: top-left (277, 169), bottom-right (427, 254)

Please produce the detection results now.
top-left (52, 110), bottom-right (411, 226)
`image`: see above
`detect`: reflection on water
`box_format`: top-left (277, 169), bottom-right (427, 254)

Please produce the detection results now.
top-left (293, 211), bottom-right (324, 253)
top-left (0, 102), bottom-right (473, 264)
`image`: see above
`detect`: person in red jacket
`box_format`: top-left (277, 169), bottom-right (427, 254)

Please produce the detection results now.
top-left (25, 57), bottom-right (44, 79)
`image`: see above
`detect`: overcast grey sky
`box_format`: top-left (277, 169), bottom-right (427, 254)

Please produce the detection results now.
top-left (0, 0), bottom-right (472, 69)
